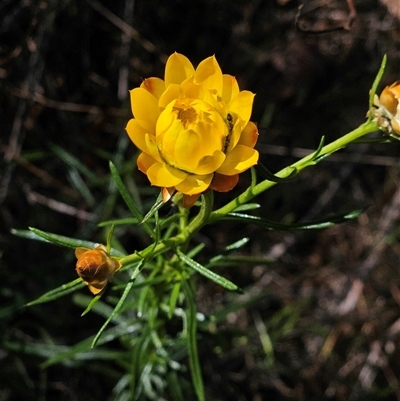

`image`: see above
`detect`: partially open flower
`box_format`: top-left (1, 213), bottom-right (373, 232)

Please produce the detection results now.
top-left (75, 245), bottom-right (121, 294)
top-left (373, 82), bottom-right (400, 135)
top-left (126, 52), bottom-right (259, 207)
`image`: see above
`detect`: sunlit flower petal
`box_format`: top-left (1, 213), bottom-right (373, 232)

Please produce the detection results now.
top-left (238, 121), bottom-right (259, 148)
top-left (141, 77), bottom-right (166, 100)
top-left (228, 91), bottom-right (255, 128)
top-left (147, 163), bottom-right (187, 187)
top-left (165, 52), bottom-right (195, 87)
top-left (175, 173), bottom-right (213, 195)
top-left (126, 119), bottom-right (155, 153)
top-left (222, 74), bottom-right (240, 104)
top-left (194, 56), bottom-right (223, 96)
top-left (130, 88), bottom-right (160, 128)
top-left (137, 152), bottom-right (157, 173)
top-left (217, 145), bottom-right (259, 175)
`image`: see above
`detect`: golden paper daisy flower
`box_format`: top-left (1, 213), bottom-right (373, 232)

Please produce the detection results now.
top-left (126, 53), bottom-right (259, 207)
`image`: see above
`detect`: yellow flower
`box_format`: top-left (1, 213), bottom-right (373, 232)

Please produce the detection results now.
top-left (126, 53), bottom-right (259, 207)
top-left (75, 245), bottom-right (121, 294)
top-left (373, 82), bottom-right (400, 135)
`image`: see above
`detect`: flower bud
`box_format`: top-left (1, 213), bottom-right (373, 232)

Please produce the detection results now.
top-left (75, 245), bottom-right (121, 294)
top-left (373, 82), bottom-right (400, 135)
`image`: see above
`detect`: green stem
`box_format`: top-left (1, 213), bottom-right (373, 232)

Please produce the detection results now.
top-left (209, 120), bottom-right (380, 223)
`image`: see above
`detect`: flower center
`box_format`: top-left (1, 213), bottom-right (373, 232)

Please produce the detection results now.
top-left (173, 99), bottom-right (197, 128)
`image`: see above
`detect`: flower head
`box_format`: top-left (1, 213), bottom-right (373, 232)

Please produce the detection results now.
top-left (372, 82), bottom-right (400, 135)
top-left (126, 53), bottom-right (259, 207)
top-left (75, 245), bottom-right (121, 294)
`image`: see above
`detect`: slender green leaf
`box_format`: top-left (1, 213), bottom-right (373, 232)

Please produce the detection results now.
top-left (167, 371), bottom-right (185, 401)
top-left (50, 143), bottom-right (99, 182)
top-left (310, 136), bottom-right (325, 162)
top-left (91, 260), bottom-right (144, 348)
top-left (207, 238), bottom-right (250, 265)
top-left (21, 227), bottom-right (125, 256)
top-left (186, 191), bottom-right (214, 235)
top-left (176, 249), bottom-right (240, 292)
top-left (12, 228), bottom-right (98, 249)
top-left (255, 162), bottom-right (297, 182)
top-left (67, 168), bottom-right (95, 206)
top-left (369, 54), bottom-right (387, 114)
top-left (232, 203), bottom-right (260, 212)
top-left (182, 280), bottom-right (205, 401)
top-left (98, 218), bottom-right (142, 227)
top-left (109, 161), bottom-right (154, 238)
top-left (26, 278), bottom-right (84, 306)
top-left (141, 193), bottom-right (164, 224)
top-left (223, 208), bottom-right (365, 231)
top-left (106, 224), bottom-right (115, 253)
top-left (168, 281), bottom-right (181, 319)
top-left (80, 292), bottom-right (104, 316)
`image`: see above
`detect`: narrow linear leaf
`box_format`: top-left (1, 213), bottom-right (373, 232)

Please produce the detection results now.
top-left (369, 54), bottom-right (387, 113)
top-left (141, 192), bottom-right (165, 224)
top-left (26, 278), bottom-right (84, 306)
top-left (168, 281), bottom-right (181, 319)
top-left (255, 162), bottom-right (297, 182)
top-left (223, 208), bottom-right (365, 231)
top-left (208, 238), bottom-right (250, 265)
top-left (232, 203), bottom-right (260, 212)
top-left (81, 292), bottom-right (104, 316)
top-left (310, 136), bottom-right (325, 162)
top-left (13, 228), bottom-right (97, 249)
top-left (23, 228), bottom-right (124, 256)
top-left (109, 161), bottom-right (153, 238)
top-left (91, 261), bottom-right (144, 348)
top-left (50, 143), bottom-right (99, 182)
top-left (176, 249), bottom-right (240, 292)
top-left (98, 217), bottom-right (142, 227)
top-left (182, 280), bottom-right (205, 401)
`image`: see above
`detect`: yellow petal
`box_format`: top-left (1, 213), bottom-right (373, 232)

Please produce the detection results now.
top-left (137, 152), bottom-right (157, 173)
top-left (141, 77), bottom-right (166, 99)
top-left (175, 173), bottom-right (213, 195)
top-left (126, 118), bottom-right (155, 153)
top-left (228, 91), bottom-right (255, 126)
top-left (217, 145), bottom-right (259, 175)
top-left (195, 150), bottom-right (226, 175)
top-left (147, 163), bottom-right (187, 187)
top-left (88, 281), bottom-right (108, 294)
top-left (165, 53), bottom-right (195, 87)
top-left (130, 88), bottom-right (160, 128)
top-left (159, 83), bottom-right (181, 109)
top-left (75, 247), bottom-right (90, 258)
top-left (238, 121), bottom-right (259, 148)
top-left (194, 56), bottom-right (223, 96)
top-left (222, 74), bottom-right (239, 104)
top-left (180, 78), bottom-right (201, 99)
top-left (144, 133), bottom-right (163, 163)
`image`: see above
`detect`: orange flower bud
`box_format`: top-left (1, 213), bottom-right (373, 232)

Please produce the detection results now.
top-left (75, 245), bottom-right (121, 294)
top-left (373, 82), bottom-right (400, 135)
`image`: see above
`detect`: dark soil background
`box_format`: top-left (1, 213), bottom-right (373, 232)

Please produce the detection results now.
top-left (2, 0), bottom-right (400, 400)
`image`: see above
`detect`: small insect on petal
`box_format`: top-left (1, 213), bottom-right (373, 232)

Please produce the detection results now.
top-left (75, 245), bottom-right (121, 294)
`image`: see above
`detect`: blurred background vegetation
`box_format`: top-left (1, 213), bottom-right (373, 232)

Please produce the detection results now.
top-left (2, 0), bottom-right (400, 400)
